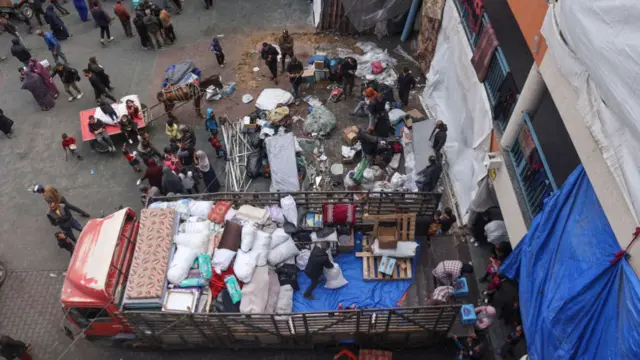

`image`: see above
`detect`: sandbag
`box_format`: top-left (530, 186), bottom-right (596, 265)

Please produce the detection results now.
top-left (178, 221), bottom-right (211, 234)
top-left (190, 201), bottom-right (214, 217)
top-left (174, 232), bottom-right (210, 254)
top-left (167, 246), bottom-right (199, 284)
top-left (267, 239), bottom-right (300, 267)
top-left (264, 268), bottom-right (281, 313)
top-left (324, 263), bottom-right (348, 289)
top-left (371, 239), bottom-right (418, 258)
top-left (296, 249), bottom-right (311, 271)
top-left (271, 228), bottom-right (292, 249)
top-left (240, 223), bottom-right (258, 252)
top-left (485, 220), bottom-right (509, 244)
top-left (275, 284), bottom-right (294, 314)
top-left (280, 195), bottom-right (298, 225)
top-left (240, 266), bottom-right (270, 313)
top-left (212, 248), bottom-right (237, 274)
top-left (234, 250), bottom-right (258, 283)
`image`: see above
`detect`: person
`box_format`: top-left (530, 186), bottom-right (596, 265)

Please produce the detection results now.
top-left (55, 231), bottom-right (75, 256)
top-left (88, 56), bottom-right (114, 90)
top-left (351, 87), bottom-right (377, 122)
top-left (204, 108), bottom-right (218, 135)
top-left (99, 98), bottom-right (118, 121)
top-left (203, 0), bottom-right (213, 9)
top-left (21, 71), bottom-right (55, 111)
top-left (138, 158), bottom-right (163, 189)
top-left (126, 99), bottom-right (143, 122)
top-left (51, 0), bottom-right (71, 16)
top-left (163, 146), bottom-right (182, 174)
top-left (84, 69), bottom-right (117, 102)
top-left (482, 272), bottom-right (503, 304)
top-left (417, 155), bottom-right (442, 192)
top-left (29, 58), bottom-right (59, 99)
top-left (32, 184), bottom-right (90, 217)
top-left (3, 18), bottom-right (29, 49)
top-left (432, 260), bottom-right (473, 286)
top-left (51, 62), bottom-right (83, 101)
top-left (72, 0), bottom-right (89, 21)
top-left (397, 67), bottom-right (416, 107)
top-left (498, 325), bottom-right (523, 359)
top-left (278, 29), bottom-right (294, 73)
top-left (303, 242), bottom-right (334, 299)
top-left (0, 335), bottom-right (32, 360)
top-left (0, 109), bottom-right (15, 139)
top-left (61, 133), bottom-right (82, 160)
top-left (341, 56), bottom-right (357, 96)
top-left (474, 305), bottom-right (497, 331)
top-left (179, 125), bottom-right (196, 149)
top-left (159, 8), bottom-right (175, 44)
top-left (179, 171), bottom-right (197, 194)
top-left (9, 39), bottom-right (30, 67)
top-left (143, 9), bottom-right (163, 49)
top-left (210, 37), bottom-right (224, 67)
top-left (195, 150), bottom-right (220, 192)
top-left (44, 4), bottom-right (71, 40)
top-left (88, 115), bottom-right (116, 151)
top-left (436, 207), bottom-right (456, 233)
top-left (90, 1), bottom-right (113, 44)
top-left (286, 56), bottom-right (303, 99)
top-left (137, 139), bottom-right (162, 165)
top-left (133, 11), bottom-right (151, 49)
top-left (32, 0), bottom-right (46, 27)
top-left (427, 285), bottom-right (454, 305)
top-left (161, 166), bottom-right (184, 194)
top-left (500, 296), bottom-right (522, 327)
top-left (47, 201), bottom-right (83, 242)
top-left (113, 0), bottom-right (133, 37)
top-left (453, 335), bottom-right (485, 360)
top-left (429, 120), bottom-right (447, 162)
top-left (139, 183), bottom-right (161, 205)
top-left (209, 133), bottom-right (227, 160)
top-left (122, 145), bottom-right (142, 172)
top-left (261, 42), bottom-right (279, 84)
top-left (165, 118), bottom-right (181, 144)
top-left (37, 29), bottom-right (68, 64)
top-left (176, 142), bottom-right (194, 171)
top-left (118, 115), bottom-right (139, 144)
top-left (367, 93), bottom-right (391, 137)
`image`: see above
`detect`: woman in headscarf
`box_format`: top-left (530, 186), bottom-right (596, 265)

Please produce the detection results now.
top-left (22, 71), bottom-right (55, 111)
top-left (44, 5), bottom-right (70, 40)
top-left (0, 108), bottom-right (15, 138)
top-left (161, 166), bottom-right (184, 195)
top-left (87, 56), bottom-right (113, 90)
top-left (195, 150), bottom-right (220, 192)
top-left (72, 0), bottom-right (89, 22)
top-left (139, 158), bottom-right (163, 189)
top-left (29, 58), bottom-right (59, 99)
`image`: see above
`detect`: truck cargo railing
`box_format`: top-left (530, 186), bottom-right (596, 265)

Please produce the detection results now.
top-left (147, 191), bottom-right (443, 221)
top-left (124, 305), bottom-right (461, 349)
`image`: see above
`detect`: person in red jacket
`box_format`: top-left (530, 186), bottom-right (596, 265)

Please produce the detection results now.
top-left (113, 0), bottom-right (133, 37)
top-left (61, 133), bottom-right (83, 160)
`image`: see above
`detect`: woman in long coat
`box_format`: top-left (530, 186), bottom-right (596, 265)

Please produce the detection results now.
top-left (29, 58), bottom-right (59, 99)
top-left (0, 109), bottom-right (15, 138)
top-left (72, 0), bottom-right (89, 21)
top-left (88, 56), bottom-right (113, 90)
top-left (44, 5), bottom-right (70, 40)
top-left (195, 150), bottom-right (220, 192)
top-left (22, 71), bottom-right (55, 111)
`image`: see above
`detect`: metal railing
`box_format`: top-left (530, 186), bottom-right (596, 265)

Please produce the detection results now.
top-left (509, 113), bottom-right (557, 217)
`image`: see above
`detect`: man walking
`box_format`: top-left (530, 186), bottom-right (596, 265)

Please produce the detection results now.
top-left (278, 29), bottom-right (294, 73)
top-left (37, 29), bottom-right (68, 64)
top-left (429, 120), bottom-right (448, 162)
top-left (341, 56), bottom-right (357, 96)
top-left (31, 184), bottom-right (90, 217)
top-left (90, 2), bottom-right (113, 44)
top-left (261, 42), bottom-right (279, 84)
top-left (2, 12), bottom-right (32, 35)
top-left (84, 69), bottom-right (117, 103)
top-left (397, 67), bottom-right (416, 107)
top-left (287, 56), bottom-right (303, 99)
top-left (143, 9), bottom-right (163, 49)
top-left (51, 0), bottom-right (71, 16)
top-left (51, 62), bottom-right (83, 101)
top-left (1, 17), bottom-right (28, 47)
top-left (32, 0), bottom-right (46, 27)
top-left (9, 39), bottom-right (31, 67)
top-left (133, 11), bottom-right (151, 49)
top-left (114, 0), bottom-right (133, 37)
top-left (47, 201), bottom-right (84, 242)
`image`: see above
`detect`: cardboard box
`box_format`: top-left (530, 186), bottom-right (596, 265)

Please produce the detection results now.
top-left (343, 125), bottom-right (359, 145)
top-left (302, 69), bottom-right (315, 83)
top-left (460, 304), bottom-right (477, 325)
top-left (315, 69), bottom-right (329, 81)
top-left (407, 109), bottom-right (424, 119)
top-left (377, 226), bottom-right (399, 249)
top-left (242, 116), bottom-right (257, 129)
top-left (378, 256), bottom-right (397, 276)
top-left (313, 60), bottom-right (325, 70)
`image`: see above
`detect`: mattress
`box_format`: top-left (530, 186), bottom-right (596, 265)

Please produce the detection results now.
top-left (125, 208), bottom-right (178, 300)
top-left (122, 244), bottom-right (177, 309)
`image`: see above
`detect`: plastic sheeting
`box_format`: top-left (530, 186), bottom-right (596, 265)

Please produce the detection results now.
top-left (266, 133), bottom-right (300, 192)
top-left (340, 0), bottom-right (412, 32)
top-left (421, 0), bottom-right (492, 217)
top-left (541, 3), bottom-right (640, 224)
top-left (500, 165), bottom-right (640, 360)
top-left (293, 253), bottom-right (412, 312)
top-left (337, 42), bottom-right (398, 86)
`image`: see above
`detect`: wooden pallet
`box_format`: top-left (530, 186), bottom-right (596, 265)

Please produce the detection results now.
top-left (356, 236), bottom-right (413, 281)
top-left (362, 213), bottom-right (417, 242)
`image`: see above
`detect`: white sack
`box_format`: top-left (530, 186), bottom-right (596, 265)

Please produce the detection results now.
top-left (324, 263), bottom-right (348, 289)
top-left (178, 221), bottom-right (212, 235)
top-left (174, 232), bottom-right (210, 254)
top-left (212, 248), bottom-right (237, 274)
top-left (255, 88), bottom-right (294, 111)
top-left (271, 228), bottom-right (292, 249)
top-left (311, 230), bottom-right (338, 242)
top-left (186, 216), bottom-right (207, 223)
top-left (390, 173), bottom-right (407, 190)
top-left (371, 239), bottom-right (418, 258)
top-left (264, 268), bottom-right (281, 313)
top-left (252, 231), bottom-right (272, 266)
top-left (276, 285), bottom-right (294, 314)
top-left (267, 239), bottom-right (300, 267)
top-left (233, 250), bottom-right (258, 283)
top-left (240, 266), bottom-right (270, 313)
top-left (266, 133), bottom-right (300, 192)
top-left (389, 108), bottom-right (408, 125)
top-left (485, 220), bottom-right (509, 245)
top-left (240, 223), bottom-right (258, 252)
top-left (166, 246), bottom-right (199, 284)
top-left (296, 249), bottom-right (311, 271)
top-left (280, 195), bottom-right (298, 225)
top-left (189, 201), bottom-right (214, 218)
top-left (236, 205), bottom-right (270, 224)
top-left (265, 205), bottom-right (285, 224)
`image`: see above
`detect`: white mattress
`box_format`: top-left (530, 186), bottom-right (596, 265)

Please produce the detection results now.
top-left (94, 94), bottom-right (142, 125)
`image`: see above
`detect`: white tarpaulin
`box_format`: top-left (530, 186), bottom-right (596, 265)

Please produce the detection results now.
top-left (542, 2), bottom-right (640, 223)
top-left (421, 0), bottom-right (492, 217)
top-left (266, 133), bottom-right (300, 192)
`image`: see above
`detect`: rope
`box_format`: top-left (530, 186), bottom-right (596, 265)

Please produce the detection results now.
top-left (610, 227), bottom-right (640, 264)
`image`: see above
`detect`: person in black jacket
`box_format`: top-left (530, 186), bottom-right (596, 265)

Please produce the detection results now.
top-left (32, 0), bottom-right (46, 26)
top-left (286, 56), bottom-right (303, 99)
top-left (397, 67), bottom-right (416, 107)
top-left (417, 155), bottom-right (442, 192)
top-left (429, 120), bottom-right (447, 162)
top-left (9, 38), bottom-right (30, 66)
top-left (83, 69), bottom-right (116, 102)
top-left (340, 57), bottom-right (357, 96)
top-left (55, 231), bottom-right (75, 255)
top-left (261, 42), bottom-right (279, 84)
top-left (303, 243), bottom-right (334, 299)
top-left (90, 1), bottom-right (113, 44)
top-left (47, 202), bottom-right (83, 242)
top-left (51, 62), bottom-right (83, 101)
top-left (133, 11), bottom-right (151, 49)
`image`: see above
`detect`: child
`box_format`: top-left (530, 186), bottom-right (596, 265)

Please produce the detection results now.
top-left (163, 146), bottom-right (182, 174)
top-left (205, 108), bottom-right (218, 135)
top-left (210, 37), bottom-right (225, 67)
top-left (55, 231), bottom-right (75, 256)
top-left (178, 171), bottom-right (198, 194)
top-left (118, 114), bottom-right (139, 144)
top-left (61, 133), bottom-right (83, 160)
top-left (208, 134), bottom-right (228, 160)
top-left (122, 145), bottom-right (142, 172)
top-left (99, 98), bottom-right (118, 121)
top-left (126, 99), bottom-right (143, 122)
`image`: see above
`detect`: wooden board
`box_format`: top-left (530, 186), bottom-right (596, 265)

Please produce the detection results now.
top-left (363, 213), bottom-right (417, 241)
top-left (357, 236), bottom-right (412, 281)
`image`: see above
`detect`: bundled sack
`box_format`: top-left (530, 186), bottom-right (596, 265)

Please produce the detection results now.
top-left (236, 205), bottom-right (270, 224)
top-left (167, 245), bottom-right (199, 284)
top-left (275, 263), bottom-right (299, 290)
top-left (265, 205), bottom-right (285, 224)
top-left (219, 221), bottom-right (243, 252)
top-left (240, 222), bottom-right (258, 252)
top-left (275, 284), bottom-right (294, 314)
top-left (240, 266), bottom-right (270, 313)
top-left (371, 239), bottom-right (418, 258)
top-left (324, 262), bottom-right (348, 289)
top-left (271, 228), bottom-right (292, 249)
top-left (280, 195), bottom-right (298, 225)
top-left (311, 228), bottom-right (338, 242)
top-left (178, 221), bottom-right (212, 234)
top-left (296, 249), bottom-right (311, 271)
top-left (174, 232), bottom-right (210, 254)
top-left (264, 268), bottom-right (281, 313)
top-left (234, 250), bottom-right (258, 283)
top-left (168, 199), bottom-right (192, 220)
top-left (190, 201), bottom-right (214, 218)
top-left (485, 220), bottom-right (509, 244)
top-left (252, 230), bottom-right (272, 266)
top-left (208, 201), bottom-right (233, 224)
top-left (267, 238), bottom-right (300, 267)
top-left (212, 248), bottom-right (237, 274)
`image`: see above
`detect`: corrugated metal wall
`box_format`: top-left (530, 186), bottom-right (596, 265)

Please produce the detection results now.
top-left (318, 0), bottom-right (360, 34)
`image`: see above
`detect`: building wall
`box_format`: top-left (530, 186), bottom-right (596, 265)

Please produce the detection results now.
top-left (506, 0), bottom-right (548, 65)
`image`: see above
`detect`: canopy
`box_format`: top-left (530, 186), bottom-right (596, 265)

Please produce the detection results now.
top-left (500, 165), bottom-right (640, 359)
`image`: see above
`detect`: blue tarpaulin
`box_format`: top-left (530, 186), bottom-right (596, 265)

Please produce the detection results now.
top-left (500, 165), bottom-right (640, 360)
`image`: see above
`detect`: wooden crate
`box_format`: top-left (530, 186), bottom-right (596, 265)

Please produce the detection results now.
top-left (356, 236), bottom-right (412, 281)
top-left (363, 213), bottom-right (417, 242)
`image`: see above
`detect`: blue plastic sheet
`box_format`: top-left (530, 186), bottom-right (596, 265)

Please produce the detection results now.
top-left (293, 253), bottom-right (412, 312)
top-left (500, 165), bottom-right (640, 360)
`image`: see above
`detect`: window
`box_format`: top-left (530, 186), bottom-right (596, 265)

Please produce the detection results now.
top-left (68, 307), bottom-right (112, 327)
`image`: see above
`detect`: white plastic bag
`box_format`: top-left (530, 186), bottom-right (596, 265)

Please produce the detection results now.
top-left (255, 88), bottom-right (294, 111)
top-left (485, 220), bottom-right (509, 244)
top-left (324, 263), bottom-right (348, 289)
top-left (267, 239), bottom-right (300, 267)
top-left (271, 228), bottom-right (292, 249)
top-left (311, 230), bottom-right (338, 242)
top-left (166, 246), bottom-right (199, 284)
top-left (371, 239), bottom-right (418, 258)
top-left (390, 173), bottom-right (407, 190)
top-left (389, 108), bottom-right (408, 125)
top-left (212, 248), bottom-right (237, 274)
top-left (296, 249), bottom-right (311, 270)
top-left (234, 250), bottom-right (258, 283)
top-left (174, 232), bottom-right (210, 254)
top-left (178, 221), bottom-right (212, 235)
top-left (265, 205), bottom-right (285, 224)
top-left (190, 201), bottom-right (214, 217)
top-left (275, 285), bottom-right (294, 314)
top-left (240, 223), bottom-right (258, 252)
top-left (280, 195), bottom-right (298, 225)
top-left (252, 231), bottom-right (272, 266)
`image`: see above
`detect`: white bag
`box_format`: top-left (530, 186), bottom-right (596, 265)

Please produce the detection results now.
top-left (311, 230), bottom-right (338, 242)
top-left (178, 221), bottom-right (212, 235)
top-left (240, 223), bottom-right (258, 252)
top-left (236, 205), bottom-right (270, 224)
top-left (271, 228), bottom-right (292, 249)
top-left (324, 263), bottom-right (348, 289)
top-left (485, 220), bottom-right (509, 244)
top-left (174, 232), bottom-right (210, 254)
top-left (264, 268), bottom-right (281, 313)
top-left (280, 195), bottom-right (298, 225)
top-left (252, 231), bottom-right (272, 266)
top-left (190, 201), bottom-right (214, 217)
top-left (296, 249), bottom-right (311, 271)
top-left (390, 173), bottom-right (407, 190)
top-left (166, 246), bottom-right (199, 284)
top-left (388, 108), bottom-right (408, 125)
top-left (265, 205), bottom-right (285, 224)
top-left (212, 248), bottom-right (237, 274)
top-left (267, 239), bottom-right (300, 267)
top-left (255, 88), bottom-right (294, 111)
top-left (275, 285), bottom-right (294, 314)
top-left (371, 239), bottom-right (418, 258)
top-left (240, 266), bottom-right (270, 313)
top-left (169, 199), bottom-right (192, 220)
top-left (234, 250), bottom-right (258, 283)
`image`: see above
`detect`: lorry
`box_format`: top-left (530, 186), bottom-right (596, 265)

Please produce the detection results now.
top-left (60, 191), bottom-right (465, 350)
top-left (0, 0), bottom-right (33, 20)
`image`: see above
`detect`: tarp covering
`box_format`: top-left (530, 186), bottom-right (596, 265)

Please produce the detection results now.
top-left (541, 2), bottom-right (640, 223)
top-left (266, 133), bottom-right (300, 192)
top-left (294, 253), bottom-right (412, 312)
top-left (500, 165), bottom-right (640, 360)
top-left (340, 0), bottom-right (412, 32)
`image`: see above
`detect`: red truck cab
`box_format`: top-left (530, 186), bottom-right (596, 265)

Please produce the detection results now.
top-left (61, 208), bottom-right (138, 339)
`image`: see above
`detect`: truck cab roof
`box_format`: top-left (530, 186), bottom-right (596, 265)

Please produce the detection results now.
top-left (61, 208), bottom-right (137, 307)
